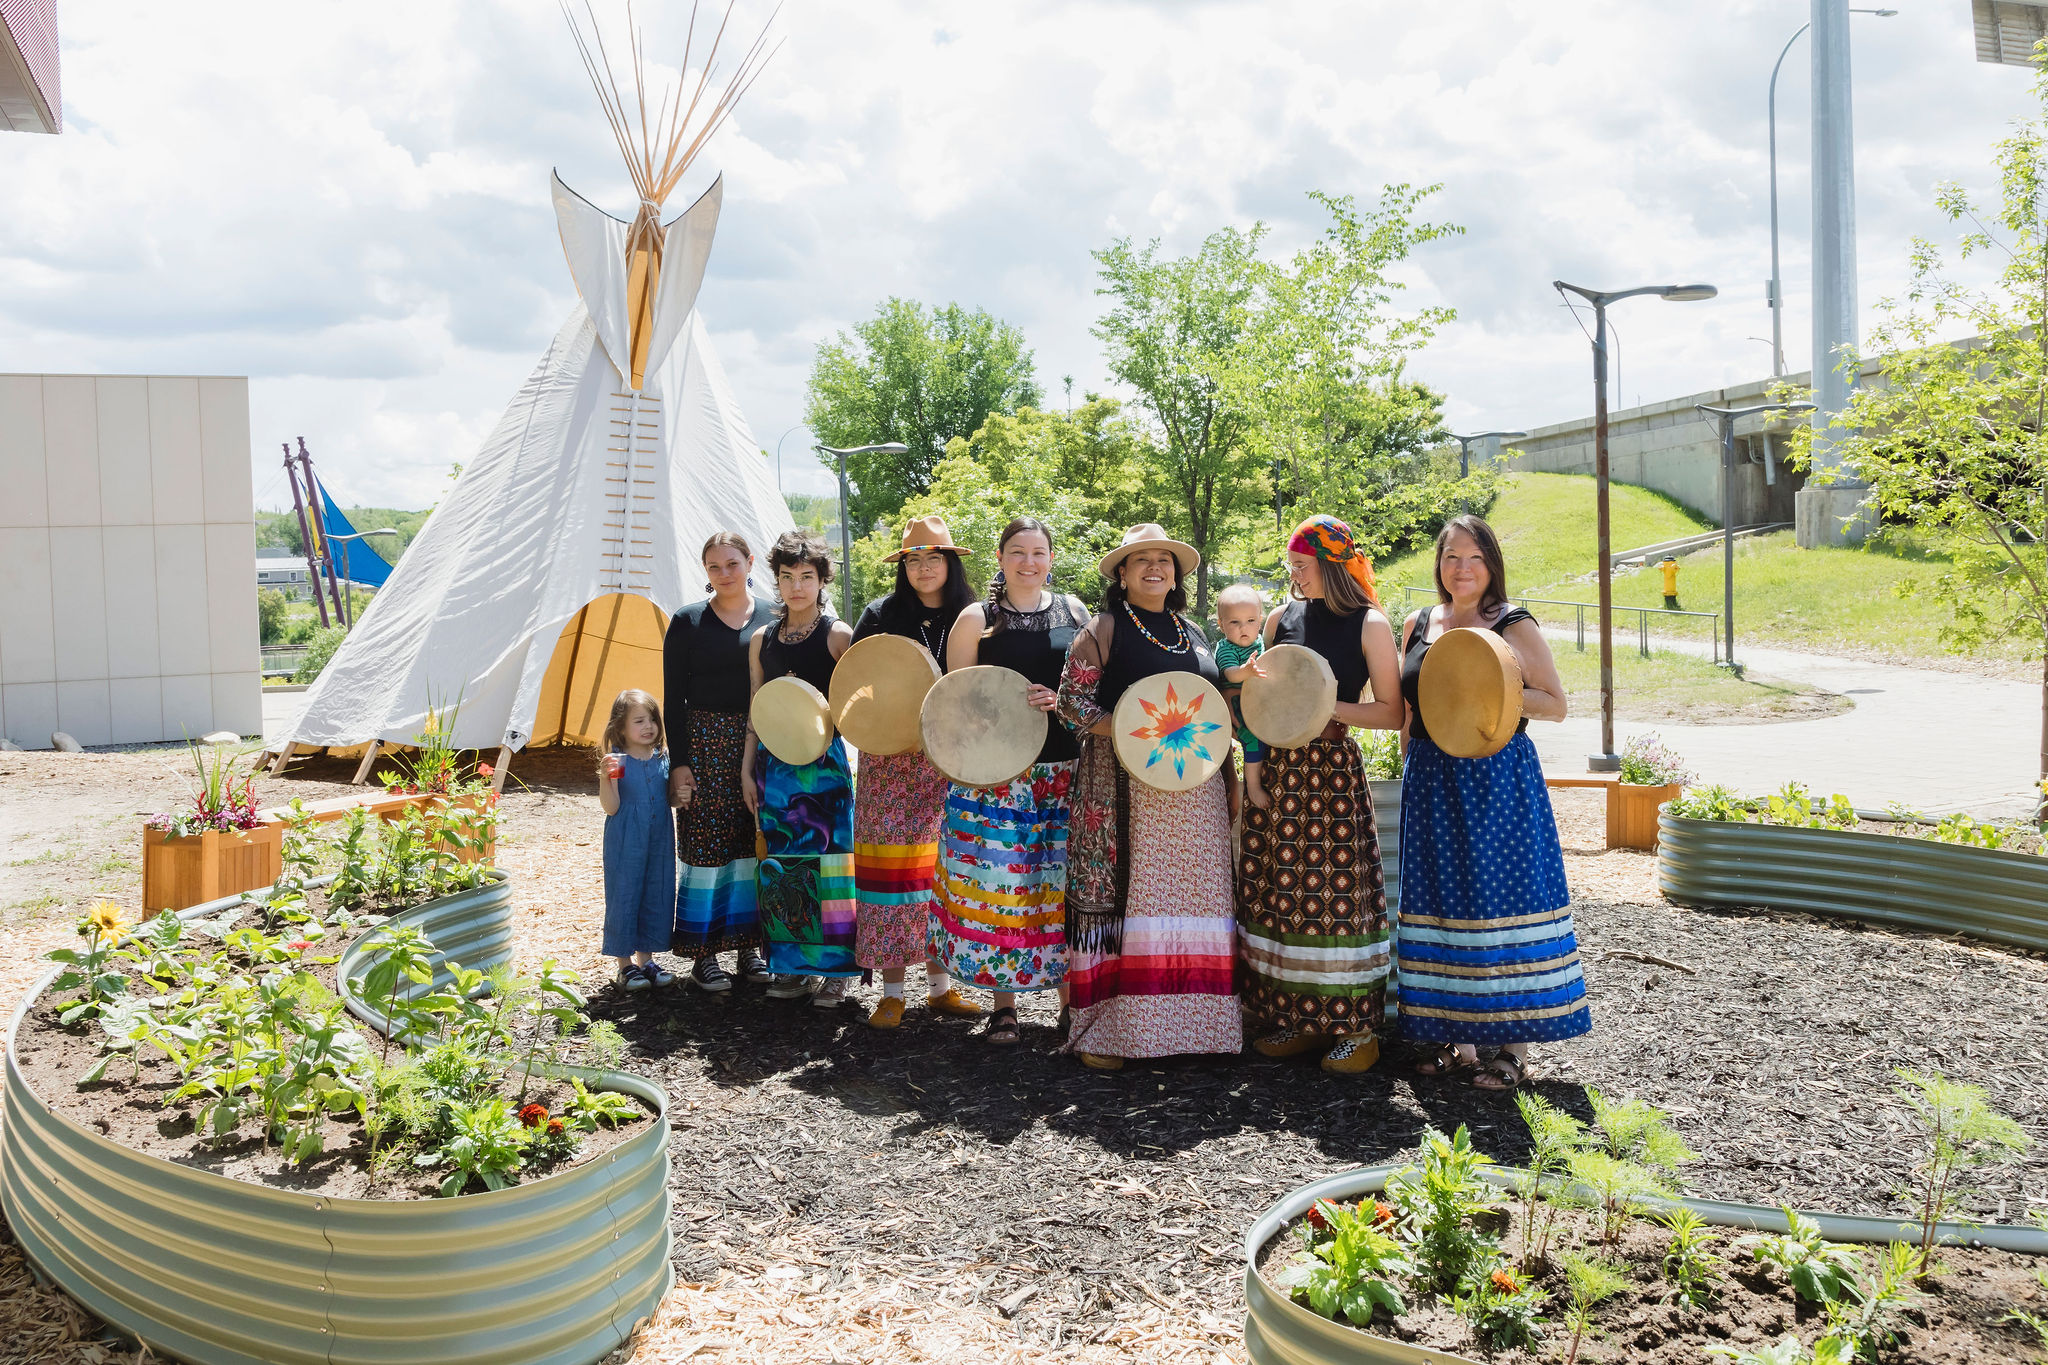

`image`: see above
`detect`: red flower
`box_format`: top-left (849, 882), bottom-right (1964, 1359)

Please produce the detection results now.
top-left (286, 940), bottom-right (312, 953)
top-left (546, 1118), bottom-right (566, 1136)
top-left (1304, 1204), bottom-right (1330, 1231)
top-left (517, 1103), bottom-right (549, 1129)
top-left (477, 762), bottom-right (495, 777)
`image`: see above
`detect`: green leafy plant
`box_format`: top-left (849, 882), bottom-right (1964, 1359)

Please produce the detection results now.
top-left (1824, 1242), bottom-right (1924, 1362)
top-left (583, 1019), bottom-right (627, 1070)
top-left (1449, 1260), bottom-right (1547, 1350)
top-left (45, 901), bottom-right (132, 1023)
top-left (1356, 729), bottom-right (1404, 781)
top-left (1557, 1251), bottom-right (1629, 1365)
top-left (1742, 1207), bottom-right (1863, 1306)
top-left (2006, 1266), bottom-right (2048, 1362)
top-left (417, 1096), bottom-right (526, 1196)
top-left (1512, 1090), bottom-right (1587, 1269)
top-left (1666, 783), bottom-right (1751, 822)
top-left (1925, 810), bottom-right (2007, 848)
top-left (1658, 1206), bottom-right (1722, 1308)
top-left (1273, 1198), bottom-right (1413, 1326)
top-left (327, 806), bottom-right (376, 909)
top-left (1893, 1068), bottom-right (2030, 1278)
top-left (1562, 1150), bottom-right (1674, 1247)
top-left (350, 924), bottom-right (440, 1062)
top-left (1587, 1088), bottom-right (1695, 1172)
top-left (146, 738), bottom-right (263, 837)
top-left (1762, 782), bottom-right (1857, 830)
top-left (1708, 1334), bottom-right (1857, 1365)
top-left (564, 1076), bottom-right (641, 1132)
top-left (1385, 1125), bottom-right (1501, 1293)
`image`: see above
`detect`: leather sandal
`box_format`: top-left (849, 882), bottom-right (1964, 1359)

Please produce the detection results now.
top-left (985, 1006), bottom-right (1021, 1046)
top-left (1414, 1042), bottom-right (1474, 1077)
top-left (1468, 1051), bottom-right (1530, 1091)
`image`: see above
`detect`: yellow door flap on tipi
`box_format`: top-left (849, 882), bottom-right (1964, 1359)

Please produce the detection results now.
top-left (531, 593), bottom-right (673, 747)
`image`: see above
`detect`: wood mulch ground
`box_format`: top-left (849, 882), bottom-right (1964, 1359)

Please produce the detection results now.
top-left (0, 748), bottom-right (2043, 1363)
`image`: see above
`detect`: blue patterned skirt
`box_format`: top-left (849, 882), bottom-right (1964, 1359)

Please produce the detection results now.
top-left (756, 738), bottom-right (857, 977)
top-left (1395, 732), bottom-right (1589, 1046)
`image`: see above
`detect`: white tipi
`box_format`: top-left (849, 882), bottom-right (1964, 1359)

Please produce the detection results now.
top-left (275, 6), bottom-right (790, 772)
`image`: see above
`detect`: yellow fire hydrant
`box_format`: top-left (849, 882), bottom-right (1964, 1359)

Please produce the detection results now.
top-left (1660, 556), bottom-right (1680, 610)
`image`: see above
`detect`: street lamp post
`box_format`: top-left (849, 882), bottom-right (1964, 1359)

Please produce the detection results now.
top-left (1693, 402), bottom-right (1813, 669)
top-left (815, 443), bottom-right (909, 620)
top-left (773, 424), bottom-right (803, 494)
top-left (324, 529), bottom-right (398, 631)
top-left (1450, 430), bottom-right (1528, 480)
top-left (1553, 280), bottom-right (1717, 771)
top-left (1767, 7), bottom-right (1896, 379)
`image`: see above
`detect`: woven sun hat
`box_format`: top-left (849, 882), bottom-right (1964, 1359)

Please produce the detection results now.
top-left (882, 514), bottom-right (973, 562)
top-left (1097, 523), bottom-right (1200, 580)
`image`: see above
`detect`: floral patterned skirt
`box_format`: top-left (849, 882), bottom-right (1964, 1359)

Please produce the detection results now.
top-left (673, 709), bottom-right (759, 955)
top-left (852, 749), bottom-right (949, 970)
top-left (929, 761), bottom-right (1074, 993)
top-left (1063, 771), bottom-right (1242, 1060)
top-left (756, 739), bottom-right (857, 977)
top-left (1236, 734), bottom-right (1390, 1037)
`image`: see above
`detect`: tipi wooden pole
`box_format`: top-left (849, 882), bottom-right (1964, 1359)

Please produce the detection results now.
top-left (352, 741), bottom-right (382, 786)
top-left (491, 745), bottom-right (512, 794)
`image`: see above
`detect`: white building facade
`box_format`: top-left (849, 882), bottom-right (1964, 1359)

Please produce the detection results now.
top-left (0, 373), bottom-right (260, 748)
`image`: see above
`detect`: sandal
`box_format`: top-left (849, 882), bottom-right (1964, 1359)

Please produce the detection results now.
top-left (1413, 1042), bottom-right (1472, 1077)
top-left (1468, 1052), bottom-right (1530, 1092)
top-left (985, 1006), bottom-right (1021, 1046)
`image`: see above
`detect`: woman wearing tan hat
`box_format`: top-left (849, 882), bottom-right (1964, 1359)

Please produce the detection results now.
top-left (850, 515), bottom-right (985, 1026)
top-left (1053, 524), bottom-right (1244, 1070)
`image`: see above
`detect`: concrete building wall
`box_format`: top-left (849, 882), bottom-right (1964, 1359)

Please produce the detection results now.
top-left (0, 373), bottom-right (260, 748)
top-left (1505, 365), bottom-right (1890, 532)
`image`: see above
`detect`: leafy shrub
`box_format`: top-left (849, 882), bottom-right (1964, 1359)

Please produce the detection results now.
top-left (1558, 1252), bottom-right (1629, 1365)
top-left (1512, 1091), bottom-right (1586, 1268)
top-left (1274, 1198), bottom-right (1414, 1326)
top-left (1666, 783), bottom-right (1751, 822)
top-left (1385, 1125), bottom-right (1501, 1292)
top-left (293, 625), bottom-right (347, 684)
top-left (1356, 729), bottom-right (1403, 781)
top-left (1742, 1207), bottom-right (1863, 1305)
top-left (1761, 782), bottom-right (1857, 829)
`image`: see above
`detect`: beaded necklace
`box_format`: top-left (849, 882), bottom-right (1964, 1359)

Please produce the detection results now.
top-left (777, 610), bottom-right (824, 646)
top-left (1121, 601), bottom-right (1191, 654)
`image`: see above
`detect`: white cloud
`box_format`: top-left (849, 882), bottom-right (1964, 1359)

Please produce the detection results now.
top-left (0, 0), bottom-right (2034, 511)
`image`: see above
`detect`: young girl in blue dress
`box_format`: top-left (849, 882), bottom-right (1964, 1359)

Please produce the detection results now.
top-left (599, 688), bottom-right (679, 992)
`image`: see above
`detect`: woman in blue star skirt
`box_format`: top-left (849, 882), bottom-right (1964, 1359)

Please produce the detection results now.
top-left (1396, 514), bottom-right (1588, 1091)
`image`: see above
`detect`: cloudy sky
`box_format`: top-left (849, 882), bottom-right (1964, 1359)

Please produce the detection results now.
top-left (0, 1), bottom-right (2036, 509)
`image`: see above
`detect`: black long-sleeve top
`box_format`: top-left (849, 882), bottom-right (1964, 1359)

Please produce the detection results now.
top-left (662, 597), bottom-right (775, 766)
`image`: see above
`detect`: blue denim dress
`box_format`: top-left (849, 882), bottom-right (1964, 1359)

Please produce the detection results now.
top-left (602, 751), bottom-right (676, 956)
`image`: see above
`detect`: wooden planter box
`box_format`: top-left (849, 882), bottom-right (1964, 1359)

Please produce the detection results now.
top-left (373, 791), bottom-right (498, 864)
top-left (140, 824), bottom-right (286, 913)
top-left (1610, 781), bottom-right (1681, 850)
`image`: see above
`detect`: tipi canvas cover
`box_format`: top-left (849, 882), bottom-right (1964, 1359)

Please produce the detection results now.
top-left (277, 173), bottom-right (793, 756)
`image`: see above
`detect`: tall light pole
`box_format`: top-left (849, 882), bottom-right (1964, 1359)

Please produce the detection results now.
top-left (324, 529), bottom-right (397, 630)
top-left (1553, 280), bottom-right (1717, 771)
top-left (815, 442), bottom-right (908, 620)
top-left (1767, 7), bottom-right (1894, 379)
top-left (1692, 402), bottom-right (1811, 669)
top-left (1450, 430), bottom-right (1528, 480)
top-left (773, 424), bottom-right (803, 494)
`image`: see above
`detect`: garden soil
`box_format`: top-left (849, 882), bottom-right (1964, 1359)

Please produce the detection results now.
top-left (0, 749), bottom-right (2042, 1363)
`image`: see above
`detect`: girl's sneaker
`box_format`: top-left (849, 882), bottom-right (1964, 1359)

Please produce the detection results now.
top-left (619, 964), bottom-right (652, 993)
top-left (736, 947), bottom-right (772, 983)
top-left (764, 974), bottom-right (814, 1000)
top-left (690, 957), bottom-right (733, 993)
top-left (643, 961), bottom-right (678, 989)
top-left (811, 976), bottom-right (853, 1009)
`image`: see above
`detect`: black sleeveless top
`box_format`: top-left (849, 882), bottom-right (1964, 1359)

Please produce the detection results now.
top-left (1400, 603), bottom-right (1535, 749)
top-left (1096, 603), bottom-right (1222, 714)
top-left (980, 593), bottom-right (1082, 765)
top-left (1272, 598), bottom-right (1371, 705)
top-left (759, 615), bottom-right (838, 695)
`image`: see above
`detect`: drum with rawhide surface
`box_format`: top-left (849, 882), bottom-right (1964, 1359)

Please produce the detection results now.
top-left (1111, 670), bottom-right (1232, 792)
top-left (750, 676), bottom-right (834, 766)
top-left (1417, 626), bottom-right (1524, 758)
top-left (828, 633), bottom-right (942, 756)
top-left (1240, 643), bottom-right (1339, 750)
top-left (919, 665), bottom-right (1047, 788)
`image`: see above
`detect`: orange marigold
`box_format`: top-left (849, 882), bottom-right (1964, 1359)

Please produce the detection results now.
top-left (1490, 1268), bottom-right (1519, 1294)
top-left (517, 1103), bottom-right (549, 1129)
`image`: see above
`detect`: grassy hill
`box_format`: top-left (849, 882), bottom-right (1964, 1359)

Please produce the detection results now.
top-left (1374, 473), bottom-right (2031, 673)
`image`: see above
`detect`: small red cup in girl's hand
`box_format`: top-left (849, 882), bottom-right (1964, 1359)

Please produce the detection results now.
top-left (602, 754), bottom-right (624, 780)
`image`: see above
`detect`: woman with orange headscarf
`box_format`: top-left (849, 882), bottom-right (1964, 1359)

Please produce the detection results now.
top-left (1234, 515), bottom-right (1405, 1075)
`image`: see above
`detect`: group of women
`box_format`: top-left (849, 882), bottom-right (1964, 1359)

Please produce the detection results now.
top-left (658, 509), bottom-right (1590, 1087)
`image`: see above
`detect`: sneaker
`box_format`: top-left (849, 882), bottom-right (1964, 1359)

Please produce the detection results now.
top-left (764, 973), bottom-right (813, 1000)
top-left (644, 961), bottom-right (678, 989)
top-left (812, 976), bottom-right (853, 1008)
top-left (690, 957), bottom-right (734, 993)
top-left (736, 947), bottom-right (772, 983)
top-left (619, 964), bottom-right (652, 993)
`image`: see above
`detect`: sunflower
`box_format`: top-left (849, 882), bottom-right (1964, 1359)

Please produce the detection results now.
top-left (84, 900), bottom-right (127, 937)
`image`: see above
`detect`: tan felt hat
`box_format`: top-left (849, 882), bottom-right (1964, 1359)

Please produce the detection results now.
top-left (883, 514), bottom-right (972, 562)
top-left (1097, 522), bottom-right (1200, 580)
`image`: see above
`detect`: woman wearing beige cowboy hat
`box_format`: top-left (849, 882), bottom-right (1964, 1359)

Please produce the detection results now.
top-left (1052, 524), bottom-right (1244, 1070)
top-left (848, 515), bottom-right (986, 1024)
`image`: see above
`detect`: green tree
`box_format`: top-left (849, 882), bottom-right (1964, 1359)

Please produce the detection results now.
top-left (257, 588), bottom-right (291, 645)
top-left (1779, 58), bottom-right (2048, 801)
top-left (805, 298), bottom-right (1041, 535)
top-left (846, 399), bottom-right (1156, 608)
top-left (1093, 225), bottom-right (1267, 618)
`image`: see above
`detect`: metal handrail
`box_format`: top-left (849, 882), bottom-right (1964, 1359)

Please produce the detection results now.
top-left (1397, 586), bottom-right (1720, 663)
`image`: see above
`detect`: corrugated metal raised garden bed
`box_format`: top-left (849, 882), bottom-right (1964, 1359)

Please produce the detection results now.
top-left (1, 872), bottom-right (672, 1365)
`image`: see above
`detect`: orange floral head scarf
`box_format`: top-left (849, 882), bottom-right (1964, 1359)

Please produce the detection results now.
top-left (1287, 515), bottom-right (1379, 607)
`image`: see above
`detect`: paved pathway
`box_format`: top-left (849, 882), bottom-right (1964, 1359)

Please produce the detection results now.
top-left (1531, 636), bottom-right (2041, 819)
